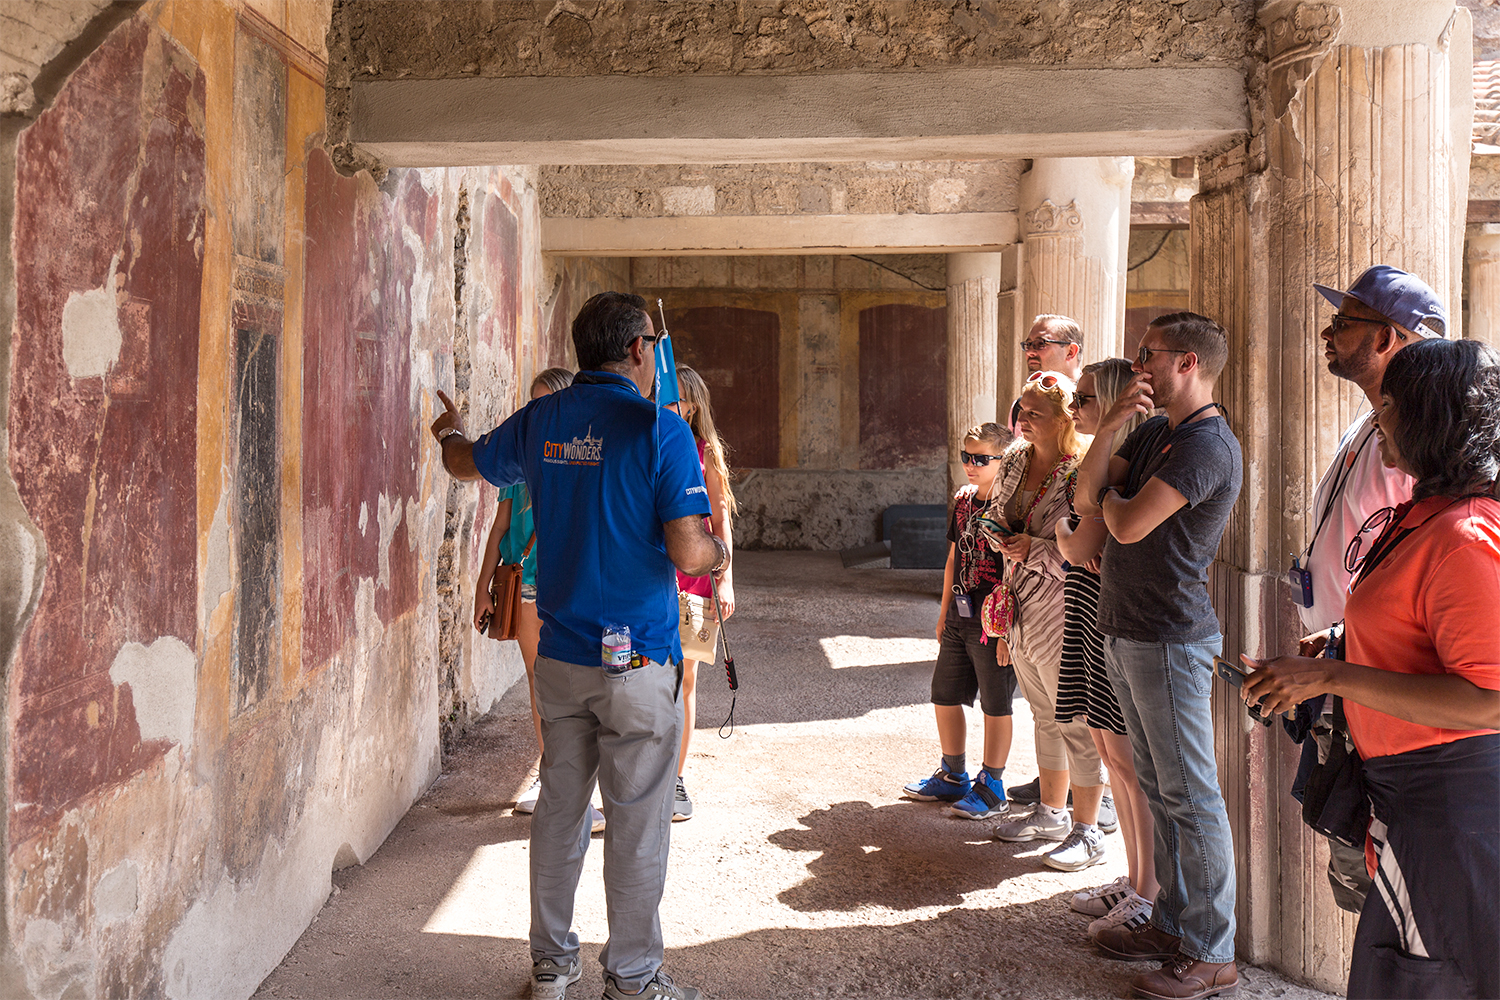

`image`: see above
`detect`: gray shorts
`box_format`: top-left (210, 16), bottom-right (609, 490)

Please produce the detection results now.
top-left (931, 608), bottom-right (1017, 716)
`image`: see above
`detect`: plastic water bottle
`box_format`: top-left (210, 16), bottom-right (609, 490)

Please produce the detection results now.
top-left (602, 624), bottom-right (631, 671)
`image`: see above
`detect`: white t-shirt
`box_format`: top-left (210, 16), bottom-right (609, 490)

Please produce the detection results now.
top-left (1297, 410), bottom-right (1414, 634)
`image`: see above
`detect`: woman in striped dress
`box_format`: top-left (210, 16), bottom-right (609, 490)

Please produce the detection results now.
top-left (985, 372), bottom-right (1109, 873)
top-left (1056, 358), bottom-right (1157, 937)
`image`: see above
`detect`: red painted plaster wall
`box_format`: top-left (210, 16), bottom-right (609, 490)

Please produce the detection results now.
top-left (7, 19), bottom-right (204, 842)
top-left (300, 154), bottom-right (424, 669)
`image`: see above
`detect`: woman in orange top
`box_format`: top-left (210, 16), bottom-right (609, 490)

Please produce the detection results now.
top-left (1243, 338), bottom-right (1500, 1000)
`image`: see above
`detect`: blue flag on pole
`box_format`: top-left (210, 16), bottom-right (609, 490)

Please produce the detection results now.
top-left (653, 299), bottom-right (680, 408)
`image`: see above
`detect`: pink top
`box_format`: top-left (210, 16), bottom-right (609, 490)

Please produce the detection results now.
top-left (677, 438), bottom-right (715, 597)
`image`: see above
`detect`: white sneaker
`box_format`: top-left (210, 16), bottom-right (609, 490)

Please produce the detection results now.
top-left (1071, 875), bottom-right (1134, 916)
top-left (514, 778), bottom-right (542, 815)
top-left (1088, 890), bottom-right (1154, 939)
top-left (1043, 822), bottom-right (1107, 871)
top-left (991, 804), bottom-right (1071, 842)
top-left (530, 958), bottom-right (581, 1000)
top-left (590, 804), bottom-right (606, 834)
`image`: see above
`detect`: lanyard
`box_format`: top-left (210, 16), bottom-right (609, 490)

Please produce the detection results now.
top-left (1348, 494), bottom-right (1489, 593)
top-left (1304, 419), bottom-right (1377, 560)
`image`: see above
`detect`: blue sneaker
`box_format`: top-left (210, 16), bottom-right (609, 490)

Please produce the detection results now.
top-left (948, 770), bottom-right (1010, 820)
top-left (902, 762), bottom-right (971, 802)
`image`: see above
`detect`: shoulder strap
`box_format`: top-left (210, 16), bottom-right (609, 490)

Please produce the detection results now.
top-left (521, 532), bottom-right (537, 559)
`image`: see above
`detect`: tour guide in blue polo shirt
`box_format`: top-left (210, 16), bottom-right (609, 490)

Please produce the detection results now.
top-left (430, 292), bottom-right (723, 1000)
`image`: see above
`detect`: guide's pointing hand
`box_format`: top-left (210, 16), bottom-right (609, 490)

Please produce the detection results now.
top-left (431, 389), bottom-right (464, 441)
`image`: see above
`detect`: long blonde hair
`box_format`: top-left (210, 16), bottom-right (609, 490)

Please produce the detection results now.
top-left (675, 365), bottom-right (737, 516)
top-left (1084, 358), bottom-right (1147, 451)
top-left (1017, 372), bottom-right (1087, 458)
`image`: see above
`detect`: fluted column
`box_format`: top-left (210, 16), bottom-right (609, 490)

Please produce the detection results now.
top-left (1191, 0), bottom-right (1471, 989)
top-left (1018, 157), bottom-right (1134, 368)
top-left (1466, 224), bottom-right (1500, 342)
top-left (946, 252), bottom-right (1006, 494)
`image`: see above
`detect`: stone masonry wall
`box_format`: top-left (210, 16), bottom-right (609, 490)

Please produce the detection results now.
top-left (540, 161), bottom-right (1022, 220)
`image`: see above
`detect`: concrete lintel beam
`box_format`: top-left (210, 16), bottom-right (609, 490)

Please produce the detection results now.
top-left (351, 67), bottom-right (1248, 167)
top-left (541, 212), bottom-right (1019, 256)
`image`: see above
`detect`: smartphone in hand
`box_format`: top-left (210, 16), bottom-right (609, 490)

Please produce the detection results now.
top-left (1214, 655), bottom-right (1248, 688)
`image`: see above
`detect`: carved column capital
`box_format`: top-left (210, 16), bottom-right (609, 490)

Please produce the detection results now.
top-left (1024, 199), bottom-right (1082, 236)
top-left (1263, 3), bottom-right (1342, 64)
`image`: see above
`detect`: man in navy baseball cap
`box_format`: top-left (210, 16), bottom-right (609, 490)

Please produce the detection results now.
top-left (1291, 263), bottom-right (1447, 915)
top-left (1313, 264), bottom-right (1447, 343)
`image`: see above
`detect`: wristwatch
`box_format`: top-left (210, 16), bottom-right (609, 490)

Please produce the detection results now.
top-left (1097, 484), bottom-right (1119, 507)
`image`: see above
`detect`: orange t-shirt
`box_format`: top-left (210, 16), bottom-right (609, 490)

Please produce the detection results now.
top-left (1342, 495), bottom-right (1500, 760)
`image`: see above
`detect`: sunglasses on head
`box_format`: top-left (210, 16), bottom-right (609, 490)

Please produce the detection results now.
top-left (1025, 372), bottom-right (1065, 390)
top-left (960, 451), bottom-right (998, 467)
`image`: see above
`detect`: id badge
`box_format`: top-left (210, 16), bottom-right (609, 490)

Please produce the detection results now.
top-left (954, 594), bottom-right (974, 618)
top-left (1288, 557), bottom-right (1314, 608)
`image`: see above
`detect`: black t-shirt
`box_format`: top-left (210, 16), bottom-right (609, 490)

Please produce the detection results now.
top-left (1097, 414), bottom-right (1243, 643)
top-left (947, 485), bottom-right (1005, 605)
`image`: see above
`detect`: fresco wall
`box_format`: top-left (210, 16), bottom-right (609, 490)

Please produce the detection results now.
top-left (2, 3), bottom-right (552, 995)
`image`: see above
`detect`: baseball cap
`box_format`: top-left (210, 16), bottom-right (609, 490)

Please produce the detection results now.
top-left (1312, 265), bottom-right (1446, 339)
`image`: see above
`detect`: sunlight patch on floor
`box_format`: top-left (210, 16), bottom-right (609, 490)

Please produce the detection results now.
top-left (818, 635), bottom-right (939, 667)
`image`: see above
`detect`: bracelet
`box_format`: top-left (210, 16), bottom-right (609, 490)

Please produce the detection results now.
top-left (437, 426), bottom-right (463, 442)
top-left (709, 534), bottom-right (729, 573)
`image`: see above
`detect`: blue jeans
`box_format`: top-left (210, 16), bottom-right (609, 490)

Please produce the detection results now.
top-left (1104, 634), bottom-right (1237, 963)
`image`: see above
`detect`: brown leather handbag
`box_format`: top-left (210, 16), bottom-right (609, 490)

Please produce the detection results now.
top-left (486, 534), bottom-right (536, 641)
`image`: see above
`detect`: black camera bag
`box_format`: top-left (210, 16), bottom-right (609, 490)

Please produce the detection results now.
top-left (1300, 696), bottom-right (1370, 849)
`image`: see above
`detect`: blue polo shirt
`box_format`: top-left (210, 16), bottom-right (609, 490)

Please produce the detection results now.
top-left (471, 370), bottom-right (710, 666)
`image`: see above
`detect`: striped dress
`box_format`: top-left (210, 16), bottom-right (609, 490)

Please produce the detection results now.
top-left (1054, 558), bottom-right (1127, 735)
top-left (990, 444), bottom-right (1077, 669)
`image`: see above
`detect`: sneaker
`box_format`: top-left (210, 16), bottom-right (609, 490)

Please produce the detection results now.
top-left (531, 958), bottom-right (582, 1000)
top-left (1088, 890), bottom-right (1153, 938)
top-left (672, 777), bottom-right (693, 822)
top-left (902, 762), bottom-right (971, 802)
top-left (1043, 822), bottom-right (1108, 871)
top-left (590, 805), bottom-right (606, 834)
top-left (1071, 875), bottom-right (1134, 916)
top-left (947, 770), bottom-right (1010, 820)
top-left (991, 804), bottom-right (1071, 843)
top-left (1097, 793), bottom-right (1118, 833)
top-left (601, 969), bottom-right (700, 1000)
top-left (1008, 776), bottom-right (1072, 807)
top-left (515, 777), bottom-right (542, 815)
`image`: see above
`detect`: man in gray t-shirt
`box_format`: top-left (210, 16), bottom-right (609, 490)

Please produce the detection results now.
top-left (1073, 312), bottom-right (1243, 999)
top-left (1095, 415), bottom-right (1242, 641)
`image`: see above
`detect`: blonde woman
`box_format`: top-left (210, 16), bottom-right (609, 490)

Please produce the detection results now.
top-left (987, 372), bottom-right (1108, 872)
top-left (474, 368), bottom-right (601, 828)
top-left (666, 365), bottom-right (737, 821)
top-left (1057, 358), bottom-right (1158, 932)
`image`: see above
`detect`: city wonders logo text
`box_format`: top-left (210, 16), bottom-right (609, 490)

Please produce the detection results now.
top-left (542, 427), bottom-right (603, 466)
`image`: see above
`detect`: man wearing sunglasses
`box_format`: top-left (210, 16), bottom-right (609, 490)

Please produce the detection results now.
top-left (1074, 311), bottom-right (1242, 999)
top-left (1009, 314), bottom-right (1084, 433)
top-left (431, 291), bottom-right (719, 1000)
top-left (1281, 266), bottom-right (1443, 915)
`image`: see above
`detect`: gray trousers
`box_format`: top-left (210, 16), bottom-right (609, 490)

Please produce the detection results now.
top-left (529, 655), bottom-right (682, 991)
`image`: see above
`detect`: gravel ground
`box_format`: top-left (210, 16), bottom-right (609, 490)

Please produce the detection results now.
top-left (255, 552), bottom-right (1339, 1000)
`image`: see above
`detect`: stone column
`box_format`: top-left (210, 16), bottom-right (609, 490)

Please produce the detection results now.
top-left (1191, 0), bottom-right (1471, 989)
top-left (945, 252), bottom-right (1007, 493)
top-left (1018, 157), bottom-right (1134, 368)
top-left (1466, 224), bottom-right (1500, 343)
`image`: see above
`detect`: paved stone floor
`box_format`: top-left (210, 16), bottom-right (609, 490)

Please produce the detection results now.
top-left (255, 552), bottom-right (1339, 1000)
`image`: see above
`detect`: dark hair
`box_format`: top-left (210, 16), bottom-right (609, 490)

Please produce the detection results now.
top-left (1151, 311), bottom-right (1228, 379)
top-left (1381, 338), bottom-right (1500, 500)
top-left (572, 291), bottom-right (649, 371)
